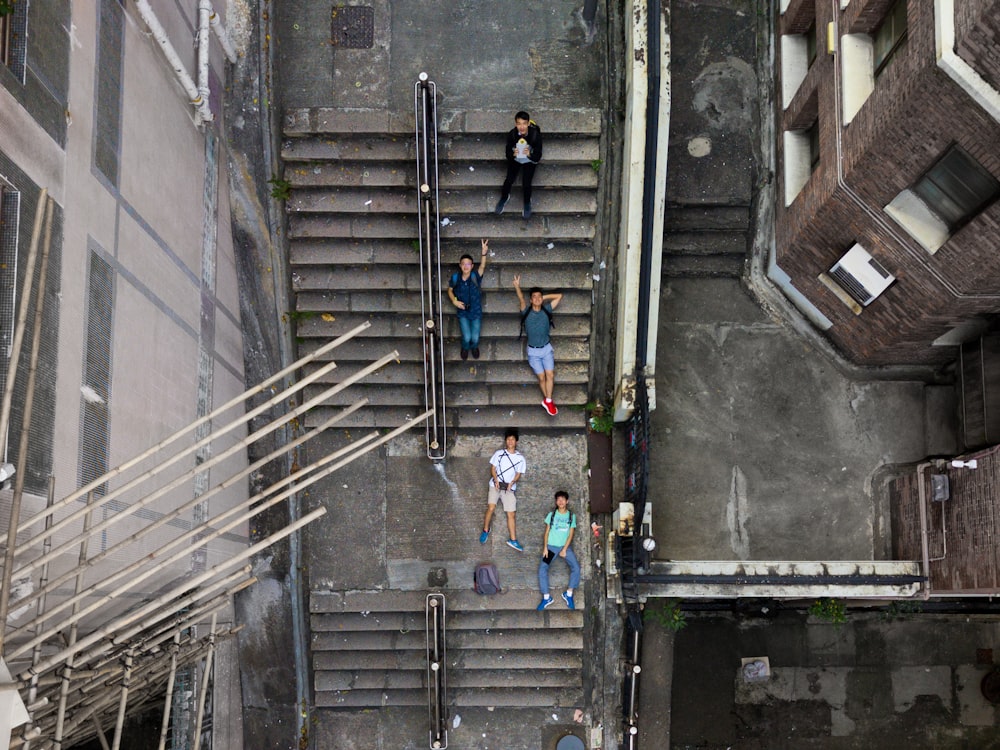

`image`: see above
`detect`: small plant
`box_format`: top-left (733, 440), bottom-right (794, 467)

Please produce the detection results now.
top-left (643, 599), bottom-right (687, 631)
top-left (590, 159), bottom-right (603, 173)
top-left (808, 598), bottom-right (847, 624)
top-left (883, 599), bottom-right (922, 621)
top-left (589, 412), bottom-right (614, 435)
top-left (268, 175), bottom-right (292, 201)
top-left (0, 1), bottom-right (14, 18)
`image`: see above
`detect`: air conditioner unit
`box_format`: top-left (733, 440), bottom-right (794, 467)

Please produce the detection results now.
top-left (828, 244), bottom-right (895, 306)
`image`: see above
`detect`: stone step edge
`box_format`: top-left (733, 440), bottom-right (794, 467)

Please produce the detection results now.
top-left (284, 108), bottom-right (602, 137)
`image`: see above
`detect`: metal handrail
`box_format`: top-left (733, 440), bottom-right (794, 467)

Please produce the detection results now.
top-left (425, 593), bottom-right (447, 748)
top-left (414, 73), bottom-right (448, 460)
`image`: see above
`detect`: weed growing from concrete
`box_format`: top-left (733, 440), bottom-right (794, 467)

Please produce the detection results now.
top-left (268, 175), bottom-right (292, 201)
top-left (808, 598), bottom-right (847, 624)
top-left (643, 599), bottom-right (687, 631)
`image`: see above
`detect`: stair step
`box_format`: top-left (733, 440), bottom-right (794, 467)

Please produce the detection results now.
top-left (313, 648), bottom-right (584, 671)
top-left (299, 336), bottom-right (591, 364)
top-left (662, 254), bottom-right (746, 278)
top-left (301, 360), bottom-right (590, 386)
top-left (291, 267), bottom-right (594, 293)
top-left (304, 404), bottom-right (589, 430)
top-left (305, 383), bottom-right (589, 409)
top-left (313, 685), bottom-right (583, 708)
top-left (293, 291), bottom-right (593, 317)
top-left (285, 162), bottom-right (599, 189)
top-left (282, 135), bottom-right (599, 165)
top-left (293, 312), bottom-right (593, 340)
top-left (283, 107), bottom-right (602, 137)
top-left (312, 629), bottom-right (583, 651)
top-left (314, 667), bottom-right (580, 692)
top-left (310, 589), bottom-right (586, 613)
top-left (288, 187), bottom-right (597, 216)
top-left (310, 608), bottom-right (583, 632)
top-left (661, 231), bottom-right (747, 256)
top-left (289, 213), bottom-right (596, 241)
top-left (289, 238), bottom-right (595, 266)
top-left (663, 204), bottom-right (751, 231)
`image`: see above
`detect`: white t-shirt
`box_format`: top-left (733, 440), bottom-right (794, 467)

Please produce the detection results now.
top-left (489, 449), bottom-right (526, 490)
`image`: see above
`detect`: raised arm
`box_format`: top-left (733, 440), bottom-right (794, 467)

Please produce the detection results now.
top-left (479, 239), bottom-right (489, 275)
top-left (513, 274), bottom-right (527, 311)
top-left (544, 291), bottom-right (563, 310)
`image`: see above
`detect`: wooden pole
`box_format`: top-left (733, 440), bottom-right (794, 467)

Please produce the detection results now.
top-left (156, 631), bottom-right (180, 750)
top-left (109, 648), bottom-right (133, 750)
top-left (190, 614), bottom-right (216, 750)
top-left (0, 195), bottom-right (53, 637)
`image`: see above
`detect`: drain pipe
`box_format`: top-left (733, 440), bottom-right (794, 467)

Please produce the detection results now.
top-left (134, 0), bottom-right (213, 124)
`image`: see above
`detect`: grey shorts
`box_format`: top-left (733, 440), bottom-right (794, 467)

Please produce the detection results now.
top-left (487, 483), bottom-right (517, 512)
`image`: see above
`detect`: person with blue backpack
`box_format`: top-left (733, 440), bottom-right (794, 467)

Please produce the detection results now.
top-left (537, 490), bottom-right (580, 610)
top-left (447, 238), bottom-right (489, 359)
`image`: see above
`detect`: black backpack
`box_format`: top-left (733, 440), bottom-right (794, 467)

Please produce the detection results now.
top-left (473, 562), bottom-right (502, 595)
top-left (519, 305), bottom-right (555, 339)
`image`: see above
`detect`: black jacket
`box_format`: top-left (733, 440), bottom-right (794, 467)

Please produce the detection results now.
top-left (505, 122), bottom-right (543, 165)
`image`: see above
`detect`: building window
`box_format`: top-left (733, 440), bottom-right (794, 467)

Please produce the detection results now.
top-left (0, 0), bottom-right (27, 80)
top-left (806, 22), bottom-right (817, 68)
top-left (873, 0), bottom-right (907, 76)
top-left (807, 120), bottom-right (820, 170)
top-left (912, 145), bottom-right (1000, 232)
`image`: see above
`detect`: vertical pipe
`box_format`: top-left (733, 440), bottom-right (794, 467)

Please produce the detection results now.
top-left (109, 648), bottom-right (134, 750)
top-left (157, 631), bottom-right (182, 750)
top-left (23, 478), bottom-right (56, 750)
top-left (197, 0), bottom-right (211, 108)
top-left (191, 613), bottom-right (217, 750)
top-left (53, 492), bottom-right (98, 746)
top-left (0, 195), bottom-right (50, 639)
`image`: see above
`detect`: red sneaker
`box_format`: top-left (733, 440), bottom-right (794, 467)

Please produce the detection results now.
top-left (543, 399), bottom-right (558, 416)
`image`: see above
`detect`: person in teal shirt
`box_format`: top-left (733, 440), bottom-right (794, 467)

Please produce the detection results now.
top-left (537, 490), bottom-right (580, 610)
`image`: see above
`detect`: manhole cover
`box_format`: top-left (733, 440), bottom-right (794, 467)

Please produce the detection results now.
top-left (331, 6), bottom-right (374, 49)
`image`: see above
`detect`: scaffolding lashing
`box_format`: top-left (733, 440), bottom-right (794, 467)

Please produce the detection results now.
top-left (414, 73), bottom-right (447, 460)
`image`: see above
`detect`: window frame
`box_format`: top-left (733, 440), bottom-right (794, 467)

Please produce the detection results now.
top-left (912, 144), bottom-right (1000, 232)
top-left (873, 0), bottom-right (907, 76)
top-left (0, 10), bottom-right (11, 67)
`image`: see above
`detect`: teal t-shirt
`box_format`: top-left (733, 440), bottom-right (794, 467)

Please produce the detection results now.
top-left (545, 509), bottom-right (576, 548)
top-left (524, 303), bottom-right (553, 348)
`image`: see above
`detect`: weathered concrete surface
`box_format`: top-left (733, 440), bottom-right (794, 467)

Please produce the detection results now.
top-left (670, 611), bottom-right (1000, 749)
top-left (652, 277), bottom-right (933, 561)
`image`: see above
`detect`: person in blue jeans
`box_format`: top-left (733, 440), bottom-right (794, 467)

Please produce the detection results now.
top-left (537, 490), bottom-right (580, 610)
top-left (448, 239), bottom-right (489, 360)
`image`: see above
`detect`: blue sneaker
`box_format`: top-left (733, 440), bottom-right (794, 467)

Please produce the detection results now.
top-left (562, 591), bottom-right (575, 610)
top-left (537, 596), bottom-right (554, 610)
top-left (479, 530), bottom-right (489, 544)
top-left (507, 539), bottom-right (524, 552)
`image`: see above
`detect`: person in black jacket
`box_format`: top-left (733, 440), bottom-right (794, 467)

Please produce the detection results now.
top-left (494, 111), bottom-right (543, 219)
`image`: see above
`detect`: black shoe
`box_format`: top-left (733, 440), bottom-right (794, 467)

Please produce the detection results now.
top-left (522, 201), bottom-right (532, 219)
top-left (472, 347), bottom-right (480, 359)
top-left (461, 348), bottom-right (469, 360)
top-left (494, 197), bottom-right (509, 215)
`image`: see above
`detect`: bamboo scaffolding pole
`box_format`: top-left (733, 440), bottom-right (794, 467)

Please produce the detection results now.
top-left (53, 491), bottom-right (98, 746)
top-left (0, 196), bottom-right (54, 638)
top-left (9, 424), bottom-right (376, 646)
top-left (23, 479), bottom-right (56, 750)
top-left (17, 348), bottom-right (352, 555)
top-left (16, 320), bottom-right (371, 536)
top-left (19, 525), bottom-right (281, 676)
top-left (191, 613), bottom-right (216, 750)
top-left (157, 631), bottom-right (180, 750)
top-left (17, 349), bottom-right (396, 561)
top-left (89, 712), bottom-right (110, 750)
top-left (10, 401), bottom-right (368, 622)
top-left (109, 648), bottom-right (133, 750)
top-left (12, 627), bottom-right (241, 748)
top-left (0, 189), bottom-right (47, 458)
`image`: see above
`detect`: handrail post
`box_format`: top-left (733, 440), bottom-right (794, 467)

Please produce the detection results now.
top-left (426, 593), bottom-right (447, 748)
top-left (414, 73), bottom-right (447, 460)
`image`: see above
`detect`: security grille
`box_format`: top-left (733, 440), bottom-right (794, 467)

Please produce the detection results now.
top-left (79, 250), bottom-right (114, 496)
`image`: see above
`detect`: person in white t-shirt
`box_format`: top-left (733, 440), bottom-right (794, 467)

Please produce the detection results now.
top-left (479, 428), bottom-right (527, 551)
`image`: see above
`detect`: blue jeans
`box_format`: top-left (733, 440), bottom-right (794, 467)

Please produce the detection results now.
top-left (538, 544), bottom-right (580, 595)
top-left (458, 315), bottom-right (481, 350)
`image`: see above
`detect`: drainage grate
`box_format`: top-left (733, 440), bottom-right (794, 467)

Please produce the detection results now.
top-left (331, 6), bottom-right (374, 49)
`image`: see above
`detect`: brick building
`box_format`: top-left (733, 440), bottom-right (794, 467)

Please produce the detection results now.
top-left (775, 0), bottom-right (1000, 367)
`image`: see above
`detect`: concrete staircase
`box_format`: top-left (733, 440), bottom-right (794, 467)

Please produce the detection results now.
top-left (281, 108), bottom-right (602, 432)
top-left (661, 203), bottom-right (750, 278)
top-left (310, 590), bottom-right (585, 710)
